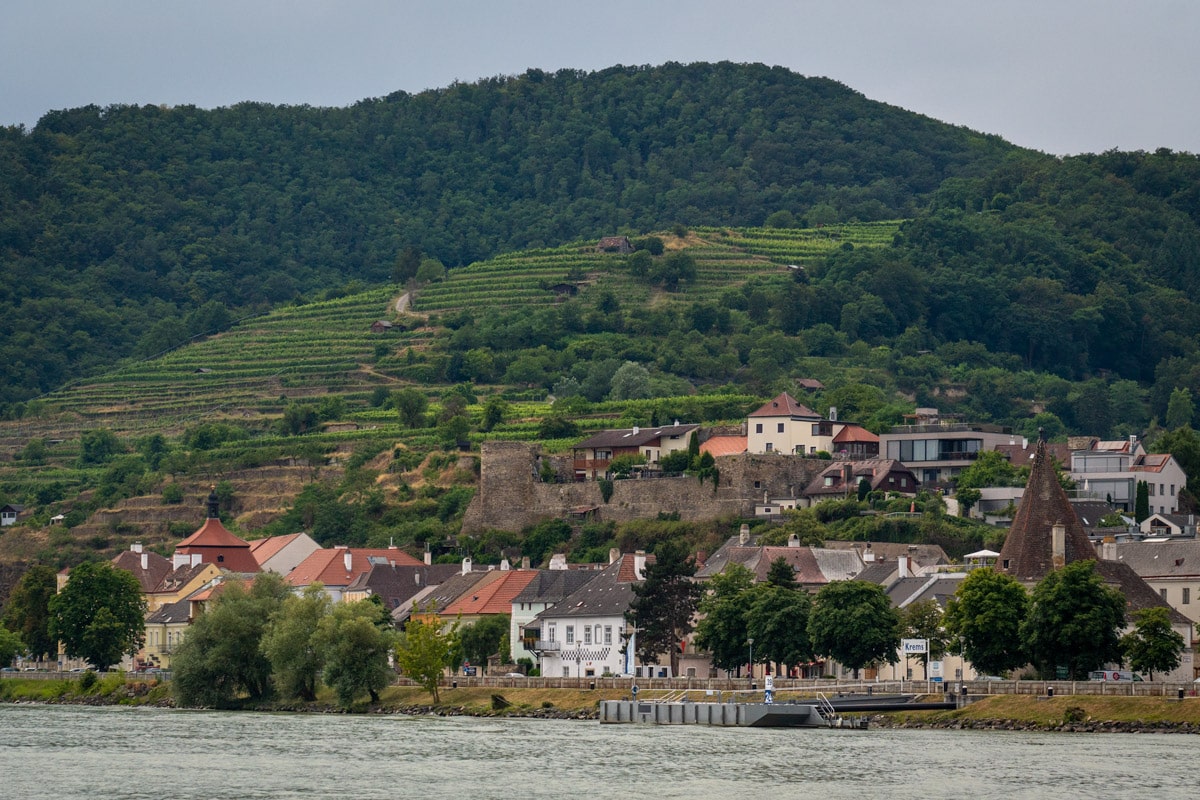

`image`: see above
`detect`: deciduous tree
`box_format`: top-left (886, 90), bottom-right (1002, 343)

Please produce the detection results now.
top-left (394, 607), bottom-right (458, 703)
top-left (2, 564), bottom-right (57, 661)
top-left (48, 561), bottom-right (146, 671)
top-left (693, 564), bottom-right (753, 674)
top-left (1121, 606), bottom-right (1184, 680)
top-left (317, 600), bottom-right (396, 709)
top-left (807, 580), bottom-right (901, 672)
top-left (944, 568), bottom-right (1028, 677)
top-left (1020, 561), bottom-right (1125, 680)
top-left (261, 585), bottom-right (332, 701)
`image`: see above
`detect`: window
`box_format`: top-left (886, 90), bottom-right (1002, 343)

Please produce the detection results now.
top-left (753, 480), bottom-right (761, 489)
top-left (765, 443), bottom-right (773, 452)
top-left (595, 625), bottom-right (602, 643)
top-left (755, 423), bottom-right (763, 434)
top-left (777, 423), bottom-right (785, 433)
top-left (1171, 484), bottom-right (1176, 495)
top-left (563, 667), bottom-right (570, 677)
top-left (605, 626), bottom-right (612, 645)
top-left (824, 476), bottom-right (834, 487)
top-left (1161, 588), bottom-right (1168, 600)
top-left (1160, 484), bottom-right (1165, 497)
top-left (1149, 484), bottom-right (1156, 496)
top-left (584, 626), bottom-right (592, 645)
top-left (566, 625), bottom-right (574, 644)
top-left (548, 624), bottom-right (556, 642)
top-left (900, 478), bottom-right (907, 487)
top-left (1184, 588), bottom-right (1191, 605)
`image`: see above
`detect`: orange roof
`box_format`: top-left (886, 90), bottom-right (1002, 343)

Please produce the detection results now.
top-left (178, 517), bottom-right (252, 550)
top-left (442, 569), bottom-right (540, 616)
top-left (286, 547), bottom-right (422, 588)
top-left (248, 533), bottom-right (302, 563)
top-left (700, 435), bottom-right (747, 457)
top-left (833, 425), bottom-right (879, 443)
top-left (748, 392), bottom-right (819, 419)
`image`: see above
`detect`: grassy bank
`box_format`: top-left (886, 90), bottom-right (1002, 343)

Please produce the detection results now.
top-left (876, 694), bottom-right (1200, 732)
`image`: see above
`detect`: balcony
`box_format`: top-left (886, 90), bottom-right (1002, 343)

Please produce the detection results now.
top-left (533, 640), bottom-right (560, 652)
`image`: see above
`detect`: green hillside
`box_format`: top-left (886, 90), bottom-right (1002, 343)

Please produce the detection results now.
top-left (0, 62), bottom-right (1018, 405)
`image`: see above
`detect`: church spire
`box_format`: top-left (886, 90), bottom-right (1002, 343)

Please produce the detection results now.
top-left (997, 438), bottom-right (1095, 581)
top-left (206, 486), bottom-right (219, 519)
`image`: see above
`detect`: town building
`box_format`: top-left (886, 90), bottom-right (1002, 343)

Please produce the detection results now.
top-left (286, 545), bottom-right (423, 601)
top-left (572, 423), bottom-right (699, 480)
top-left (746, 392), bottom-right (878, 457)
top-left (528, 552), bottom-right (654, 678)
top-left (173, 489), bottom-right (261, 573)
top-left (248, 532), bottom-right (323, 576)
top-left (880, 409), bottom-right (1014, 485)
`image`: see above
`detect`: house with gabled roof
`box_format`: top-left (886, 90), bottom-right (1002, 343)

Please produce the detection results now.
top-left (1140, 513), bottom-right (1198, 539)
top-left (174, 489), bottom-right (261, 573)
top-left (572, 423), bottom-right (699, 480)
top-left (510, 566), bottom-right (601, 664)
top-left (528, 552), bottom-right (654, 678)
top-left (112, 543), bottom-right (172, 594)
top-left (747, 392), bottom-right (878, 457)
top-left (344, 562), bottom-right (461, 612)
top-left (695, 536), bottom-right (863, 590)
top-left (1, 503), bottom-right (24, 526)
top-left (802, 459), bottom-right (919, 503)
top-left (286, 545), bottom-right (423, 601)
top-left (248, 532), bottom-right (322, 575)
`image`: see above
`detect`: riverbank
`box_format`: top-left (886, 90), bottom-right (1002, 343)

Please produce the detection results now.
top-left (5, 677), bottom-right (1200, 732)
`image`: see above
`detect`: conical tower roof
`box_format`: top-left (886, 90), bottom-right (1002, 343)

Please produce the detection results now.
top-left (997, 437), bottom-right (1096, 582)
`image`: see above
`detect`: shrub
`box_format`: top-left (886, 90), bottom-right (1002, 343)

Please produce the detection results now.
top-left (78, 670), bottom-right (98, 692)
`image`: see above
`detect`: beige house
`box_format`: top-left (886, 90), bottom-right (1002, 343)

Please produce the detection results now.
top-left (746, 392), bottom-right (878, 457)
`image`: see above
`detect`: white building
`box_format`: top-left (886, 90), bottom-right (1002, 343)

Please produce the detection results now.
top-left (746, 392), bottom-right (879, 458)
top-left (528, 552), bottom-right (653, 678)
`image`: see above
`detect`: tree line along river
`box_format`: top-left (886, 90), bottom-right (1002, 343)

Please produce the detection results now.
top-left (0, 703), bottom-right (1194, 799)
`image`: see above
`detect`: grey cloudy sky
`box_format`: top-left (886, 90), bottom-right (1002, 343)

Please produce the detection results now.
top-left (3, 0), bottom-right (1197, 156)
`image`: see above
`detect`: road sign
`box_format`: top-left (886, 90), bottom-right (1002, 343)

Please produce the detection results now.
top-left (901, 638), bottom-right (928, 654)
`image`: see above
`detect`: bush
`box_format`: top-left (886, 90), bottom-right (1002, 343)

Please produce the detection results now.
top-left (161, 483), bottom-right (184, 504)
top-left (78, 670), bottom-right (98, 692)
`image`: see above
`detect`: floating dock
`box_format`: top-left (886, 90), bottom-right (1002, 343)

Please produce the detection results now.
top-left (599, 693), bottom-right (870, 729)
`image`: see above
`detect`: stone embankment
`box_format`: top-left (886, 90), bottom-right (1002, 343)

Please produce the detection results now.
top-left (871, 716), bottom-right (1200, 734)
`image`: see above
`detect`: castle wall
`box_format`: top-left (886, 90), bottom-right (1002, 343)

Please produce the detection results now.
top-left (461, 441), bottom-right (828, 533)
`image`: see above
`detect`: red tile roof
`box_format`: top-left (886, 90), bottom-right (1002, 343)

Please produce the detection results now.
top-left (175, 518), bottom-right (260, 572)
top-left (748, 392), bottom-right (819, 419)
top-left (286, 547), bottom-right (422, 588)
top-left (700, 435), bottom-right (747, 457)
top-left (832, 424), bottom-right (878, 443)
top-left (442, 569), bottom-right (540, 616)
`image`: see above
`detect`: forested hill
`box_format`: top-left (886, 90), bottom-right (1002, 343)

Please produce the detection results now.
top-left (0, 61), bottom-right (1020, 405)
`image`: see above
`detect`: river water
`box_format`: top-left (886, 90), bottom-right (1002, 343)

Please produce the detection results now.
top-left (0, 704), bottom-right (1192, 799)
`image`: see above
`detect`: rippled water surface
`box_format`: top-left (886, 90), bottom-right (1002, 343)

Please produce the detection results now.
top-left (0, 704), bottom-right (1193, 799)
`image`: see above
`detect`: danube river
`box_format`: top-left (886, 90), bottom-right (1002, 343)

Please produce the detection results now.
top-left (0, 704), bottom-right (1192, 799)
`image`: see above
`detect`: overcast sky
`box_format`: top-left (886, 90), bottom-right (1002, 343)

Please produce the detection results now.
top-left (3, 1), bottom-right (1197, 156)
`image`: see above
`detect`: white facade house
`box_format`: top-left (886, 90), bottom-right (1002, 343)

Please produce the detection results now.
top-left (529, 552), bottom-right (651, 678)
top-left (509, 566), bottom-right (601, 664)
top-left (1071, 440), bottom-right (1186, 515)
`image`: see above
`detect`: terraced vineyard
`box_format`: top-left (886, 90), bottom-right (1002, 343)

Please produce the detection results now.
top-left (415, 223), bottom-right (903, 312)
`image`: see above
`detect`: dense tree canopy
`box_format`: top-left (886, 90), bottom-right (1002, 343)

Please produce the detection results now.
top-left (807, 580), bottom-right (901, 672)
top-left (944, 568), bottom-right (1029, 677)
top-left (48, 561), bottom-right (146, 670)
top-left (627, 540), bottom-right (702, 676)
top-left (2, 564), bottom-right (57, 660)
top-left (1020, 561), bottom-right (1125, 680)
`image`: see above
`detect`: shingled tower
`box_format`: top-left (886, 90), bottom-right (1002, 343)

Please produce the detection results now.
top-left (997, 436), bottom-right (1097, 582)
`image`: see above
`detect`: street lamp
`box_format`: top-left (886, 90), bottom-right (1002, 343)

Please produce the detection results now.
top-left (748, 638), bottom-right (754, 681)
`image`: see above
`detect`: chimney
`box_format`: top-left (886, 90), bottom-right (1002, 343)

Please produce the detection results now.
top-left (424, 542), bottom-right (432, 566)
top-left (131, 542), bottom-right (143, 554)
top-left (343, 550), bottom-right (353, 573)
top-left (788, 534), bottom-right (800, 548)
top-left (609, 547), bottom-right (620, 565)
top-left (1052, 522), bottom-right (1066, 569)
top-left (500, 558), bottom-right (510, 571)
top-left (1101, 540), bottom-right (1118, 561)
top-left (739, 524), bottom-right (750, 545)
top-left (549, 553), bottom-right (567, 570)
top-left (462, 556), bottom-right (473, 574)
top-left (829, 406), bottom-right (837, 422)
top-left (634, 550), bottom-right (647, 580)
top-left (141, 553), bottom-right (148, 571)
top-left (898, 556), bottom-right (910, 579)
top-left (674, 419), bottom-right (679, 427)
top-left (633, 425), bottom-right (639, 435)
top-left (521, 556), bottom-right (531, 569)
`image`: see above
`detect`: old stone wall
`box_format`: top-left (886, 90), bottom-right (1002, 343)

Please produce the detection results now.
top-left (461, 441), bottom-right (829, 533)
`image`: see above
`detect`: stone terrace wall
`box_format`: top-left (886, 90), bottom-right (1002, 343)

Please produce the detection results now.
top-left (461, 441), bottom-right (828, 533)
